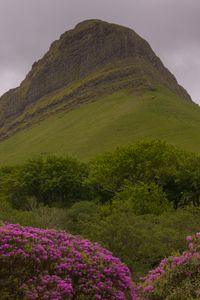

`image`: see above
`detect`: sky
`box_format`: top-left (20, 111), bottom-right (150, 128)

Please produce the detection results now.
top-left (0, 0), bottom-right (199, 103)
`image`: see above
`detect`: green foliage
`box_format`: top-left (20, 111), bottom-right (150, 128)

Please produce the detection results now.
top-left (1, 140), bottom-right (200, 213)
top-left (0, 199), bottom-right (67, 229)
top-left (63, 202), bottom-right (200, 279)
top-left (64, 201), bottom-right (101, 234)
top-left (0, 87), bottom-right (200, 165)
top-left (4, 156), bottom-right (90, 209)
top-left (88, 140), bottom-right (180, 191)
top-left (138, 233), bottom-right (200, 299)
top-left (88, 140), bottom-right (200, 208)
top-left (1, 140), bottom-right (200, 282)
top-left (112, 182), bottom-right (171, 215)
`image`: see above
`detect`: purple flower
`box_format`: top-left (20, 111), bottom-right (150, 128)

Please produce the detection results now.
top-left (0, 223), bottom-right (136, 300)
top-left (186, 235), bottom-right (193, 241)
top-left (143, 285), bottom-right (154, 293)
top-left (188, 242), bottom-right (194, 250)
top-left (138, 231), bottom-right (200, 299)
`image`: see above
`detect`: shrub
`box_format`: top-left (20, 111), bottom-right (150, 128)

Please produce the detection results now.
top-left (65, 201), bottom-right (101, 234)
top-left (5, 156), bottom-right (90, 209)
top-left (88, 140), bottom-right (183, 197)
top-left (88, 140), bottom-right (200, 208)
top-left (0, 223), bottom-right (136, 300)
top-left (0, 200), bottom-right (67, 229)
top-left (70, 205), bottom-right (200, 279)
top-left (112, 182), bottom-right (170, 215)
top-left (138, 232), bottom-right (200, 299)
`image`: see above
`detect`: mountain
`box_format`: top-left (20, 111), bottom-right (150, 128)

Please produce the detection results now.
top-left (0, 19), bottom-right (200, 165)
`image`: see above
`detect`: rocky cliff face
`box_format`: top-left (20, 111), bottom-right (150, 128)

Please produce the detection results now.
top-left (0, 19), bottom-right (191, 139)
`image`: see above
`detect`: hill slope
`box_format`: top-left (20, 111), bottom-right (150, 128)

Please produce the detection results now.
top-left (0, 86), bottom-right (200, 165)
top-left (0, 19), bottom-right (191, 139)
top-left (0, 19), bottom-right (199, 164)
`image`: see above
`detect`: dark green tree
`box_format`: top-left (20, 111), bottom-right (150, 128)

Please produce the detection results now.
top-left (6, 156), bottom-right (91, 209)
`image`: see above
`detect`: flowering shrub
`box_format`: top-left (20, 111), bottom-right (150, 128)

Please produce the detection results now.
top-left (0, 223), bottom-right (136, 300)
top-left (138, 232), bottom-right (200, 299)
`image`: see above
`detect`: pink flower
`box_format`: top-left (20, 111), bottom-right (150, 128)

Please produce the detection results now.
top-left (186, 235), bottom-right (193, 241)
top-left (188, 243), bottom-right (194, 250)
top-left (0, 223), bottom-right (136, 300)
top-left (143, 285), bottom-right (154, 293)
top-left (196, 290), bottom-right (200, 295)
top-left (196, 232), bottom-right (200, 238)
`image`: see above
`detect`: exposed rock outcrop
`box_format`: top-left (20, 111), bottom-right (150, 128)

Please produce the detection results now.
top-left (0, 19), bottom-right (191, 139)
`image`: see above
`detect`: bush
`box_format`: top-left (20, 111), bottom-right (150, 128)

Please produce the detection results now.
top-left (112, 182), bottom-right (171, 215)
top-left (4, 156), bottom-right (91, 209)
top-left (0, 223), bottom-right (136, 300)
top-left (66, 204), bottom-right (200, 279)
top-left (88, 140), bottom-right (200, 208)
top-left (88, 140), bottom-right (183, 196)
top-left (65, 201), bottom-right (101, 234)
top-left (0, 199), bottom-right (67, 229)
top-left (138, 232), bottom-right (200, 299)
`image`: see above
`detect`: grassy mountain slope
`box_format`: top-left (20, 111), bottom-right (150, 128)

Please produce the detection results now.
top-left (0, 86), bottom-right (200, 166)
top-left (0, 20), bottom-right (191, 140)
top-left (0, 20), bottom-right (199, 165)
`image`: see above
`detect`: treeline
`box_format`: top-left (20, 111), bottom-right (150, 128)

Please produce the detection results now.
top-left (1, 140), bottom-right (200, 211)
top-left (1, 140), bottom-right (200, 277)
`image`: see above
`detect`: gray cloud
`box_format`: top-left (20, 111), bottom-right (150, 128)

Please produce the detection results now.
top-left (0, 0), bottom-right (199, 103)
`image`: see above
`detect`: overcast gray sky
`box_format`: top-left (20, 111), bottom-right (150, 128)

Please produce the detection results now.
top-left (0, 0), bottom-right (199, 103)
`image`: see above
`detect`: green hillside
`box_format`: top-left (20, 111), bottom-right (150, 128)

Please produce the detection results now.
top-left (0, 86), bottom-right (200, 166)
top-left (0, 20), bottom-right (197, 166)
top-left (0, 20), bottom-right (191, 140)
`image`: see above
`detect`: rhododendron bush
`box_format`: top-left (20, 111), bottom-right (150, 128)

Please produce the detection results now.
top-left (138, 233), bottom-right (200, 300)
top-left (0, 224), bottom-right (136, 300)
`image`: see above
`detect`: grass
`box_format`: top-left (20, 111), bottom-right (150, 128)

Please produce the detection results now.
top-left (0, 86), bottom-right (200, 165)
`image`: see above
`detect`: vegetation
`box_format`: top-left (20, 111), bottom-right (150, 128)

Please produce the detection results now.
top-left (64, 204), bottom-right (200, 278)
top-left (112, 182), bottom-right (170, 215)
top-left (88, 140), bottom-right (200, 209)
top-left (1, 140), bottom-right (200, 283)
top-left (2, 140), bottom-right (200, 210)
top-left (0, 87), bottom-right (200, 165)
top-left (0, 223), bottom-right (135, 300)
top-left (0, 19), bottom-right (191, 149)
top-left (138, 233), bottom-right (200, 299)
top-left (2, 156), bottom-right (90, 209)
top-left (1, 19), bottom-right (199, 298)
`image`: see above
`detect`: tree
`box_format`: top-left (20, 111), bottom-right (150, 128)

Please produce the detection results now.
top-left (112, 182), bottom-right (171, 215)
top-left (7, 156), bottom-right (90, 209)
top-left (87, 140), bottom-right (197, 208)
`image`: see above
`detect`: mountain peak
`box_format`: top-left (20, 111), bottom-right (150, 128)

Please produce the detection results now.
top-left (0, 20), bottom-right (192, 140)
top-left (74, 19), bottom-right (104, 29)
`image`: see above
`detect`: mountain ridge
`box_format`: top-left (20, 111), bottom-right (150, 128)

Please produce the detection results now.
top-left (0, 20), bottom-right (200, 165)
top-left (0, 19), bottom-right (192, 141)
